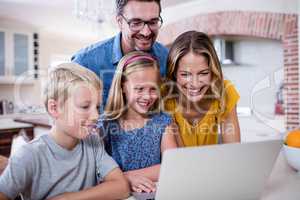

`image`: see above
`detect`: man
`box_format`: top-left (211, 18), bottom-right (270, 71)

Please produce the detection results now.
top-left (72, 0), bottom-right (168, 105)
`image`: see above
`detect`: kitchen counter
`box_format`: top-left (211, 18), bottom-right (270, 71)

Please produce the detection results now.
top-left (14, 113), bottom-right (51, 128)
top-left (0, 118), bottom-right (33, 130)
top-left (0, 118), bottom-right (34, 156)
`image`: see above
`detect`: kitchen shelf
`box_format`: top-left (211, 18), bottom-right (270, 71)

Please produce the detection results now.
top-left (0, 76), bottom-right (35, 85)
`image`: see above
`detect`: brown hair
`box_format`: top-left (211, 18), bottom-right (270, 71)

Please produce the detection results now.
top-left (116, 0), bottom-right (161, 15)
top-left (166, 31), bottom-right (225, 110)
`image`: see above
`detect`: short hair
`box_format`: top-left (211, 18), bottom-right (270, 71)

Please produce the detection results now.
top-left (43, 62), bottom-right (102, 112)
top-left (116, 0), bottom-right (161, 15)
top-left (105, 51), bottom-right (160, 120)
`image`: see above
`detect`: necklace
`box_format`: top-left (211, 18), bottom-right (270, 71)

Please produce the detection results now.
top-left (190, 118), bottom-right (200, 126)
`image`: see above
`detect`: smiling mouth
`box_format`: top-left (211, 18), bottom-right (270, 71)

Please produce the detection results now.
top-left (87, 124), bottom-right (99, 135)
top-left (81, 122), bottom-right (99, 135)
top-left (138, 39), bottom-right (152, 45)
top-left (187, 85), bottom-right (207, 96)
top-left (135, 35), bottom-right (153, 43)
top-left (137, 101), bottom-right (152, 109)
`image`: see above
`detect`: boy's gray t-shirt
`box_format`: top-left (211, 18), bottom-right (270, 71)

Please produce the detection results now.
top-left (0, 134), bottom-right (118, 200)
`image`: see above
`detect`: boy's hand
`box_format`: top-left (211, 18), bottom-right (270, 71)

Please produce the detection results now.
top-left (124, 172), bottom-right (156, 193)
top-left (0, 155), bottom-right (8, 175)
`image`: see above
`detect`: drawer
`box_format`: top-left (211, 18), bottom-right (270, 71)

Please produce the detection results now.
top-left (0, 145), bottom-right (11, 157)
top-left (0, 138), bottom-right (12, 145)
top-left (0, 127), bottom-right (34, 157)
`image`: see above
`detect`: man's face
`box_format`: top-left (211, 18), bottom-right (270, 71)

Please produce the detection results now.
top-left (118, 1), bottom-right (161, 52)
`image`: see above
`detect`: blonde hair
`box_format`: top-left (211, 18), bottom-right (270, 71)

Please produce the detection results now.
top-left (166, 31), bottom-right (225, 111)
top-left (43, 62), bottom-right (102, 112)
top-left (105, 51), bottom-right (160, 120)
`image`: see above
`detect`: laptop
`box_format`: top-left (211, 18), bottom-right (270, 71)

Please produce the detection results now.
top-left (132, 140), bottom-right (282, 200)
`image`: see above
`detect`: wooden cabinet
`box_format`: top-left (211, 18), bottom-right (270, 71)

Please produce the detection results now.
top-left (0, 119), bottom-right (34, 157)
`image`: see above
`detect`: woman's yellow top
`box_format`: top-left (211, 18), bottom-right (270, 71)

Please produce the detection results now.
top-left (164, 80), bottom-right (240, 147)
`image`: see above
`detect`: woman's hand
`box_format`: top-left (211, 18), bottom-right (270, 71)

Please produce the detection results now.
top-left (124, 172), bottom-right (156, 193)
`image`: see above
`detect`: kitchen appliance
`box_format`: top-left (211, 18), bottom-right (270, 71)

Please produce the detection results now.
top-left (0, 99), bottom-right (14, 115)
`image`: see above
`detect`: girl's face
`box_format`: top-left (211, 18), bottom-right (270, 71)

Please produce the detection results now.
top-left (176, 52), bottom-right (212, 103)
top-left (123, 67), bottom-right (159, 115)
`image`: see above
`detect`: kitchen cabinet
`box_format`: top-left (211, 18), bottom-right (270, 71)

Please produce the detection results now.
top-left (0, 119), bottom-right (34, 157)
top-left (0, 29), bottom-right (34, 84)
top-left (14, 114), bottom-right (51, 137)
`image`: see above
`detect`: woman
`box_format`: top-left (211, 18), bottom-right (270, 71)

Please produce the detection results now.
top-left (164, 31), bottom-right (240, 147)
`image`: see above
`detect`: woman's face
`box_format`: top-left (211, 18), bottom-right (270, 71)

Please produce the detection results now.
top-left (175, 52), bottom-right (212, 103)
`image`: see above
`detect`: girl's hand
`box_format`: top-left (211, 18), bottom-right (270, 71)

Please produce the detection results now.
top-left (124, 172), bottom-right (156, 193)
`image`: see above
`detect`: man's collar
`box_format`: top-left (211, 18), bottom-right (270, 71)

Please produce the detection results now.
top-left (112, 32), bottom-right (123, 65)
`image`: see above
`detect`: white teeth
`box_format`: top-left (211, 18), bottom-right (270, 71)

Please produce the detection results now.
top-left (187, 89), bottom-right (201, 93)
top-left (138, 102), bottom-right (149, 106)
top-left (186, 86), bottom-right (206, 96)
top-left (81, 123), bottom-right (99, 135)
top-left (188, 89), bottom-right (201, 92)
top-left (87, 124), bottom-right (98, 135)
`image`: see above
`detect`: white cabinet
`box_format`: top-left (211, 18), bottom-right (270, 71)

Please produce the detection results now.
top-left (0, 32), bottom-right (5, 76)
top-left (0, 29), bottom-right (34, 84)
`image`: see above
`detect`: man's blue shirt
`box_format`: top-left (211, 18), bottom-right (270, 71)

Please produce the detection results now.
top-left (71, 32), bottom-right (169, 105)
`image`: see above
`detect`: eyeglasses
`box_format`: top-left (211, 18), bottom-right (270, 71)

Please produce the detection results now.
top-left (120, 14), bottom-right (163, 32)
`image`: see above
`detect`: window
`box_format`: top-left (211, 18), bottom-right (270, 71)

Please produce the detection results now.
top-left (213, 38), bottom-right (235, 65)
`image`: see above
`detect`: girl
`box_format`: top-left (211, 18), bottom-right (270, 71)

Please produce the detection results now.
top-left (164, 31), bottom-right (241, 147)
top-left (100, 51), bottom-right (178, 193)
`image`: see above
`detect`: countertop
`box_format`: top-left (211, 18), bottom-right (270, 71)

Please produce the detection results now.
top-left (14, 114), bottom-right (51, 128)
top-left (0, 118), bottom-right (33, 130)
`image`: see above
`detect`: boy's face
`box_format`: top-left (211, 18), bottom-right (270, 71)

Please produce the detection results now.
top-left (56, 83), bottom-right (101, 139)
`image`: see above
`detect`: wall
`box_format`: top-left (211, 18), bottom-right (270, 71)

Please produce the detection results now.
top-left (162, 0), bottom-right (297, 26)
top-left (222, 37), bottom-right (283, 116)
top-left (159, 10), bottom-right (298, 130)
top-left (0, 18), bottom-right (95, 109)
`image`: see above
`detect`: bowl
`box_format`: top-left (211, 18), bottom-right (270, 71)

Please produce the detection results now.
top-left (283, 144), bottom-right (300, 173)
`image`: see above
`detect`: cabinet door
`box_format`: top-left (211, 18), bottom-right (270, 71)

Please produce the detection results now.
top-left (14, 33), bottom-right (29, 76)
top-left (0, 32), bottom-right (4, 76)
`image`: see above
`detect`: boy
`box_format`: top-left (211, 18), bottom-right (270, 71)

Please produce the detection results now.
top-left (0, 63), bottom-right (129, 200)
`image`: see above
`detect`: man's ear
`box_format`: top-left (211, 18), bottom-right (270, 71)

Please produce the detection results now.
top-left (116, 15), bottom-right (123, 29)
top-left (47, 99), bottom-right (60, 118)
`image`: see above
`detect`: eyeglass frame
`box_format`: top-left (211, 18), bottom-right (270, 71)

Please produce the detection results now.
top-left (120, 14), bottom-right (163, 32)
